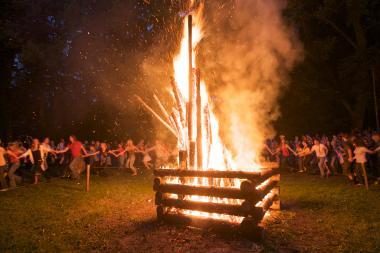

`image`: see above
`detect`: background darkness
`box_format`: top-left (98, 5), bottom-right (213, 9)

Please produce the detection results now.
top-left (0, 0), bottom-right (379, 142)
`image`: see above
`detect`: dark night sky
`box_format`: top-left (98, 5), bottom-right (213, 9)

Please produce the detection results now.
top-left (1, 0), bottom-right (380, 142)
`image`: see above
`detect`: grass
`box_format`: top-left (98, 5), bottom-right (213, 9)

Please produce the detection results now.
top-left (0, 170), bottom-right (379, 252)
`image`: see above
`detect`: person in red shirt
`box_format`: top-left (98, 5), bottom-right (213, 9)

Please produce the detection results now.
top-left (275, 135), bottom-right (296, 172)
top-left (57, 135), bottom-right (88, 180)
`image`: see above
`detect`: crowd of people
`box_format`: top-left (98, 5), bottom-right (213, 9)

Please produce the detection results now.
top-left (263, 130), bottom-right (380, 189)
top-left (1, 130), bottom-right (380, 191)
top-left (0, 135), bottom-right (175, 190)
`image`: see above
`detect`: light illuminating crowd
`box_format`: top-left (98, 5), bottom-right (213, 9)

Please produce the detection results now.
top-left (263, 131), bottom-right (380, 189)
top-left (1, 131), bottom-right (380, 191)
top-left (0, 135), bottom-right (175, 190)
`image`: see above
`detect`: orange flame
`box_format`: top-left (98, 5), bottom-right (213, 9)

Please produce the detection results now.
top-left (168, 2), bottom-right (263, 223)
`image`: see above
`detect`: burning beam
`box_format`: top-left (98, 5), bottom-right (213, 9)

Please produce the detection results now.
top-left (156, 211), bottom-right (264, 241)
top-left (170, 77), bottom-right (186, 124)
top-left (154, 183), bottom-right (262, 201)
top-left (156, 198), bottom-right (265, 218)
top-left (153, 93), bottom-right (178, 132)
top-left (135, 95), bottom-right (177, 137)
top-left (196, 68), bottom-right (202, 169)
top-left (153, 167), bottom-right (279, 182)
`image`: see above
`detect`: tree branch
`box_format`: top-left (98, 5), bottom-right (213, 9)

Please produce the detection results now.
top-left (315, 15), bottom-right (358, 50)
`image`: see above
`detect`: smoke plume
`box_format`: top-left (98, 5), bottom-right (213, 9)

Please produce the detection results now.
top-left (198, 0), bottom-right (303, 166)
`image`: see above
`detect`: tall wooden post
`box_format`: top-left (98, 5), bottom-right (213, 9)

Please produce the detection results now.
top-left (196, 68), bottom-right (202, 169)
top-left (188, 15), bottom-right (195, 168)
top-left (86, 164), bottom-right (90, 192)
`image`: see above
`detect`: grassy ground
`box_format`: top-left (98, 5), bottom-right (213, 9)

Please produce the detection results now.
top-left (0, 170), bottom-right (379, 253)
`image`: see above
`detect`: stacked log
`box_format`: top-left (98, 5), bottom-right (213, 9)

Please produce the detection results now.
top-left (153, 166), bottom-right (280, 240)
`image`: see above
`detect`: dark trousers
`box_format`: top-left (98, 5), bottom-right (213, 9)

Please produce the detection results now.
top-left (8, 162), bottom-right (21, 188)
top-left (0, 165), bottom-right (8, 189)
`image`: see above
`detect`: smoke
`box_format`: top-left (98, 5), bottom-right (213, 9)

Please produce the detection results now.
top-left (199, 0), bottom-right (303, 166)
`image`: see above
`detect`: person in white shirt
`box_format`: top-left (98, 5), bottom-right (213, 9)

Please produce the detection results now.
top-left (309, 139), bottom-right (330, 178)
top-left (353, 139), bottom-right (374, 189)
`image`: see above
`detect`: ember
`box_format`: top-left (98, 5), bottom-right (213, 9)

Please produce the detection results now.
top-left (137, 1), bottom-right (280, 239)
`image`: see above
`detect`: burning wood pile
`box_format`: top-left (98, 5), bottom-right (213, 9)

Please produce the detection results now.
top-left (136, 2), bottom-right (280, 239)
top-left (153, 166), bottom-right (280, 239)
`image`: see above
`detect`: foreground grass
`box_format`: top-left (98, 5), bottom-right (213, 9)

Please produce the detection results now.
top-left (266, 173), bottom-right (380, 252)
top-left (0, 170), bottom-right (379, 252)
top-left (0, 171), bottom-right (155, 252)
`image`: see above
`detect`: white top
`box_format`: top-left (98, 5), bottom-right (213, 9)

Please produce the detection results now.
top-left (354, 147), bottom-right (371, 163)
top-left (311, 144), bottom-right (328, 158)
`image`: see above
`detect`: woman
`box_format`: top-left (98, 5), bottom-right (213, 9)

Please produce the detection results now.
top-left (125, 139), bottom-right (138, 175)
top-left (18, 139), bottom-right (44, 184)
top-left (112, 140), bottom-right (138, 175)
top-left (139, 142), bottom-right (155, 170)
top-left (353, 139), bottom-right (374, 189)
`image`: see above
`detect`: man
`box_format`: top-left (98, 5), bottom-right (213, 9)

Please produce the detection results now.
top-left (57, 135), bottom-right (88, 181)
top-left (309, 139), bottom-right (330, 178)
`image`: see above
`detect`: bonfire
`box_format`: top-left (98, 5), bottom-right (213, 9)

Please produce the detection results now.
top-left (136, 1), bottom-right (280, 239)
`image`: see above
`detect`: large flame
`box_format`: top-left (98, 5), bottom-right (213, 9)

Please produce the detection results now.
top-left (173, 4), bottom-right (260, 171)
top-left (165, 3), bottom-right (265, 223)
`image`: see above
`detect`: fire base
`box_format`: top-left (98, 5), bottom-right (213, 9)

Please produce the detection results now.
top-left (153, 166), bottom-right (280, 241)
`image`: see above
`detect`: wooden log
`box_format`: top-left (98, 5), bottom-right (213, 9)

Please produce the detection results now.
top-left (86, 164), bottom-right (90, 192)
top-left (189, 141), bottom-right (196, 168)
top-left (170, 78), bottom-right (186, 124)
top-left (195, 68), bottom-right (202, 169)
top-left (156, 197), bottom-right (264, 217)
top-left (256, 177), bottom-right (279, 196)
top-left (135, 95), bottom-right (177, 137)
top-left (154, 183), bottom-right (261, 201)
top-left (240, 180), bottom-right (255, 193)
top-left (153, 168), bottom-right (279, 182)
top-left (188, 14), bottom-right (193, 143)
top-left (271, 186), bottom-right (281, 210)
top-left (261, 191), bottom-right (279, 212)
top-left (153, 93), bottom-right (176, 131)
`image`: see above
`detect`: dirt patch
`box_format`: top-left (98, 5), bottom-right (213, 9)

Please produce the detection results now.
top-left (120, 221), bottom-right (264, 253)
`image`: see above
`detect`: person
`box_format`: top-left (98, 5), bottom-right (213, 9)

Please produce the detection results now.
top-left (125, 139), bottom-right (138, 175)
top-left (6, 142), bottom-right (23, 188)
top-left (275, 135), bottom-right (296, 172)
top-left (40, 137), bottom-right (57, 179)
top-left (56, 135), bottom-right (88, 181)
top-left (139, 142), bottom-right (155, 170)
top-left (341, 134), bottom-right (354, 181)
top-left (353, 138), bottom-right (374, 189)
top-left (0, 143), bottom-right (9, 189)
top-left (82, 145), bottom-right (100, 174)
top-left (371, 133), bottom-right (380, 184)
top-left (109, 143), bottom-right (125, 169)
top-left (296, 141), bottom-right (310, 172)
top-left (309, 139), bottom-right (330, 178)
top-left (18, 138), bottom-right (55, 184)
top-left (56, 138), bottom-right (66, 165)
